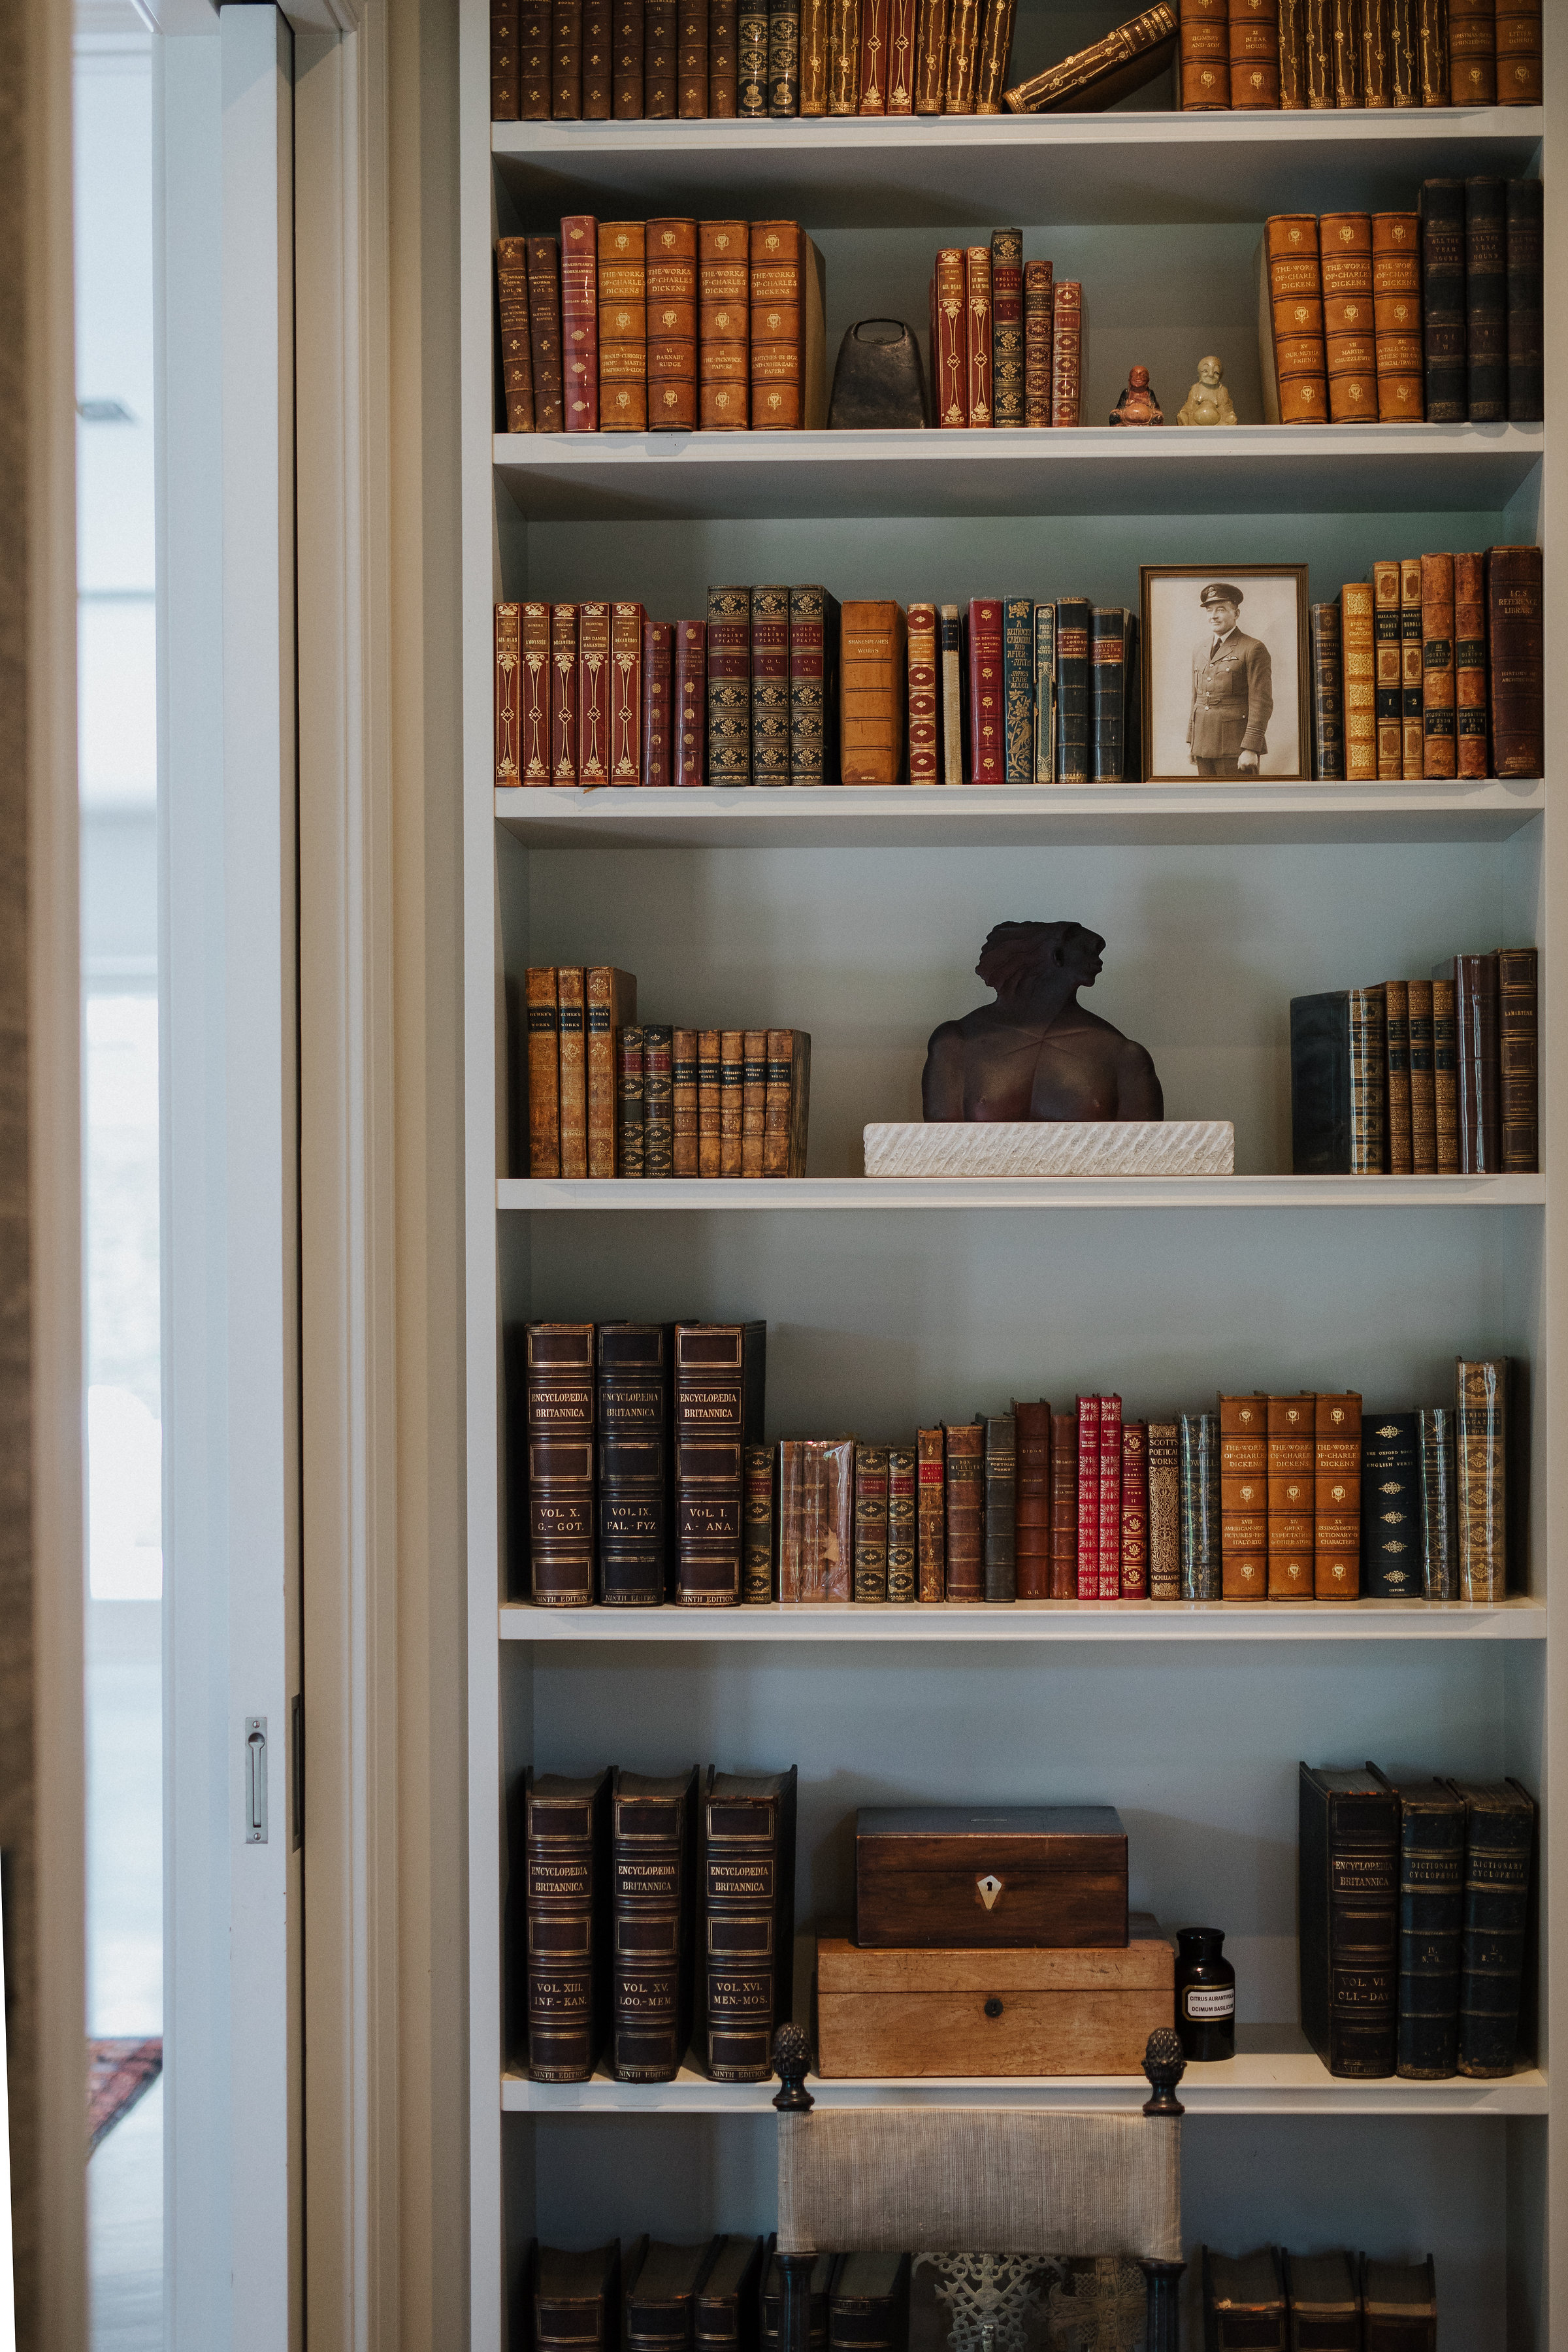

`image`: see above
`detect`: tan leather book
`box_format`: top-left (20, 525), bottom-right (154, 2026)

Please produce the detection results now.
top-left (556, 968), bottom-right (589, 1177)
top-left (586, 968), bottom-right (637, 1175)
top-left (1267, 1393), bottom-right (1315, 1601)
top-left (526, 966), bottom-right (561, 1175)
top-left (1373, 559), bottom-right (1402, 779)
top-left (1219, 1396), bottom-right (1266, 1601)
top-left (1314, 1392), bottom-right (1362, 1599)
top-left (646, 217), bottom-right (697, 430)
top-left (1320, 211), bottom-right (1375, 421)
top-left (1230, 0), bottom-right (1280, 106)
top-left (1399, 556), bottom-right (1424, 776)
top-left (1383, 977), bottom-right (1413, 1172)
top-left (942, 0), bottom-right (980, 106)
top-left (939, 605), bottom-right (964, 781)
top-left (496, 602), bottom-right (523, 785)
top-left (598, 221), bottom-right (647, 431)
top-left (577, 602), bottom-right (612, 783)
top-left (1180, 0), bottom-right (1230, 108)
top-left (1431, 973), bottom-right (1459, 1171)
top-left (1420, 551), bottom-right (1456, 781)
top-left (1407, 977), bottom-right (1436, 1173)
top-left (1050, 280), bottom-right (1081, 427)
top-left (1373, 212), bottom-right (1423, 420)
top-left (917, 1428), bottom-right (946, 1599)
top-left (749, 223), bottom-right (827, 429)
top-left (696, 1028), bottom-right (721, 1177)
top-left (678, 0), bottom-right (710, 108)
top-left (1495, 0), bottom-right (1541, 103)
top-left (1454, 549), bottom-right (1488, 780)
top-left (1340, 580), bottom-right (1376, 782)
top-left (520, 602), bottom-right (551, 783)
top-left (1262, 216), bottom-right (1328, 425)
top-left (964, 244), bottom-right (993, 424)
top-left (913, 0), bottom-right (946, 107)
top-left (699, 220), bottom-right (749, 429)
top-left (672, 1028), bottom-right (699, 1177)
top-left (719, 1030), bottom-right (745, 1176)
top-left (907, 604), bottom-right (939, 782)
top-left (1446, 0), bottom-right (1494, 101)
top-left (840, 602), bottom-right (907, 784)
top-left (762, 1030), bottom-right (808, 1176)
top-left (741, 1030), bottom-right (767, 1175)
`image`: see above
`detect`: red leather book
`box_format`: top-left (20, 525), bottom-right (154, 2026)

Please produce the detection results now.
top-left (550, 604), bottom-right (579, 783)
top-left (559, 215), bottom-right (600, 431)
top-left (1023, 257), bottom-right (1053, 425)
top-left (576, 602), bottom-right (612, 781)
top-left (858, 0), bottom-right (890, 107)
top-left (520, 602), bottom-right (551, 782)
top-left (678, 0), bottom-right (710, 108)
top-left (1096, 1392), bottom-right (1122, 1601)
top-left (1119, 1420), bottom-right (1148, 1598)
top-left (583, 0), bottom-right (613, 109)
top-left (1050, 279), bottom-right (1081, 426)
top-left (610, 603), bottom-right (645, 783)
top-left (520, 0), bottom-right (551, 114)
top-left (1049, 1409), bottom-right (1077, 1597)
top-left (934, 248), bottom-right (966, 428)
top-left (612, 0), bottom-right (645, 111)
top-left (526, 236), bottom-right (564, 431)
top-left (495, 604), bottom-right (522, 783)
top-left (647, 218), bottom-right (698, 430)
top-left (674, 619), bottom-right (706, 783)
top-left (1013, 1399), bottom-right (1051, 1599)
top-left (886, 0), bottom-right (917, 107)
top-left (966, 598), bottom-right (1005, 785)
top-left (1075, 1395), bottom-right (1100, 1599)
top-left (551, 0), bottom-right (584, 112)
top-left (642, 622), bottom-right (674, 783)
top-left (964, 244), bottom-right (992, 424)
top-left (498, 238), bottom-right (535, 432)
top-left (906, 603), bottom-right (939, 781)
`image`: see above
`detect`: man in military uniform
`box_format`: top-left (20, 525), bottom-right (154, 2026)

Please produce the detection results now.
top-left (1186, 581), bottom-right (1273, 776)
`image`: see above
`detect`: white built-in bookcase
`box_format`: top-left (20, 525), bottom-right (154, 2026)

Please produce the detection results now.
top-left (461, 10), bottom-right (1561, 2342)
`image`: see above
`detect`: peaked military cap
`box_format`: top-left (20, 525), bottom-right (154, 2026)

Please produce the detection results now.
top-left (1200, 581), bottom-right (1245, 607)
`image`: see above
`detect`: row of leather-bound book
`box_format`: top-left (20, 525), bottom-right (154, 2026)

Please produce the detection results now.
top-left (1180, 0), bottom-right (1539, 110)
top-left (1309, 545), bottom-right (1543, 782)
top-left (1206, 2247), bottom-right (1437, 2350)
top-left (927, 235), bottom-right (1083, 428)
top-left (1290, 948), bottom-right (1538, 1177)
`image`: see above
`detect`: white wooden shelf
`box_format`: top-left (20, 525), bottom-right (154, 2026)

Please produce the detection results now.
top-left (491, 106), bottom-right (1544, 229)
top-left (493, 421), bottom-right (1543, 521)
top-left (497, 1173), bottom-right (1545, 1211)
top-left (500, 1596), bottom-right (1547, 1642)
top-left (496, 778), bottom-right (1546, 848)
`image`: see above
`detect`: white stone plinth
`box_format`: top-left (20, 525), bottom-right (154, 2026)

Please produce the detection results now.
top-left (862, 1121), bottom-right (1236, 1179)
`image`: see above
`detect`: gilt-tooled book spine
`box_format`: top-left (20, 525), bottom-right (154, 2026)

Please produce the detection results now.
top-left (1406, 977), bottom-right (1435, 1172)
top-left (647, 218), bottom-right (698, 429)
top-left (1382, 976), bottom-right (1411, 1172)
top-left (1278, 0), bottom-right (1307, 99)
top-left (1495, 0), bottom-right (1541, 102)
top-left (917, 1428), bottom-right (945, 1599)
top-left (1090, 608), bottom-right (1126, 783)
top-left (616, 1027), bottom-right (645, 1177)
top-left (585, 969), bottom-right (635, 1176)
top-left (939, 605), bottom-right (965, 783)
top-left (1307, 602), bottom-right (1344, 781)
top-left (1147, 1421), bottom-right (1180, 1600)
top-left (1360, 0), bottom-right (1392, 100)
top-left (598, 1324), bottom-right (672, 1604)
top-left (675, 1323), bottom-right (765, 1605)
top-left (675, 621), bottom-right (706, 785)
top-left (1266, 1392), bottom-right (1315, 1603)
top-left (672, 1028), bottom-right (698, 1179)
top-left (613, 0), bottom-right (646, 109)
top-left (911, 0), bottom-right (944, 105)
top-left (972, 0), bottom-right (1017, 110)
top-left (1119, 1420), bottom-right (1148, 1599)
top-left (1497, 945), bottom-right (1537, 1175)
top-left (1327, 0), bottom-right (1360, 99)
top-left (1096, 1392), bottom-right (1122, 1601)
top-left (1372, 561), bottom-right (1402, 779)
top-left (1452, 1777), bottom-right (1535, 2077)
top-left (1031, 604), bottom-right (1056, 782)
top-left (1265, 214), bottom-right (1328, 425)
top-left (534, 2244), bottom-right (621, 2352)
top-left (768, 0), bottom-right (801, 110)
top-left (1455, 1354), bottom-right (1507, 1603)
top-left (857, 0), bottom-right (889, 107)
top-left (943, 0), bottom-right (979, 106)
top-left (1054, 595), bottom-right (1091, 784)
top-left (1371, 212), bottom-right (1423, 419)
top-left (642, 623), bottom-right (673, 785)
top-left (1486, 544), bottom-right (1543, 779)
top-left (741, 1030), bottom-right (767, 1177)
top-left (1446, 0), bottom-right (1494, 101)
top-left (1386, 0), bottom-right (1418, 101)
top-left (598, 223), bottom-right (647, 431)
top-left (1219, 1393), bottom-right (1266, 1603)
top-left (1230, 0), bottom-right (1279, 106)
top-left (1415, 0), bottom-right (1446, 100)
top-left (557, 968), bottom-right (588, 1179)
top-left (853, 1445), bottom-right (890, 1601)
top-left (750, 221), bottom-right (805, 430)
top-left (1298, 1764), bottom-right (1399, 2076)
top-left (1506, 179), bottom-right (1543, 418)
top-left (719, 1031), bottom-right (743, 1176)
top-left (612, 1768), bottom-right (696, 2078)
top-left (493, 0), bottom-right (521, 114)
top-left (1465, 176), bottom-right (1507, 420)
top-left (827, 0), bottom-right (861, 108)
top-left (1001, 598), bottom-right (1033, 781)
top-left (1023, 260), bottom-right (1053, 427)
top-left (990, 229), bottom-right (1024, 423)
top-left (1050, 280), bottom-right (1081, 425)
top-left (762, 1030), bottom-right (795, 1176)
top-left (1379, 1776), bottom-right (1464, 2078)
top-left (527, 967), bottom-right (561, 1175)
top-left (678, 0), bottom-right (709, 108)
top-left (560, 218), bottom-right (600, 429)
top-left (1339, 581), bottom-right (1375, 782)
top-left (498, 243), bottom-right (535, 432)
top-left (963, 246), bottom-right (992, 423)
top-left (527, 1323), bottom-right (596, 1604)
top-left (885, 0), bottom-right (917, 106)
top-left (943, 1421), bottom-right (984, 1601)
top-left (1315, 1391), bottom-right (1362, 1600)
top-left (1048, 1409), bottom-right (1077, 1597)
top-left (583, 0), bottom-right (613, 110)
top-left (496, 604), bottom-right (523, 785)
top-left (1005, 1), bottom-right (1177, 110)
top-left (1453, 550), bottom-right (1488, 779)
top-left (521, 603), bottom-right (551, 783)
top-left (696, 1029), bottom-right (721, 1178)
top-left (525, 1768), bottom-right (609, 2077)
top-left (738, 0), bottom-right (770, 106)
top-left (980, 1414), bottom-right (1016, 1601)
top-left (964, 600), bottom-right (1003, 784)
top-left (750, 587), bottom-right (791, 785)
top-left (743, 1444), bottom-right (775, 1601)
top-left (699, 221), bottom-right (749, 430)
top-left (608, 604), bottom-right (644, 783)
top-left (577, 605), bottom-right (611, 785)
top-left (1320, 210), bottom-right (1375, 422)
top-left (841, 602), bottom-right (906, 784)
top-left (906, 604), bottom-right (939, 783)
top-left (709, 0), bottom-right (740, 106)
top-left (549, 604), bottom-right (579, 783)
top-left (1013, 1399), bottom-right (1050, 1599)
top-left (1350, 985), bottom-right (1385, 1175)
top-left (799, 0), bottom-right (830, 106)
top-left (521, 0), bottom-right (552, 110)
top-left (1399, 556), bottom-right (1424, 774)
top-left (702, 1766), bottom-right (795, 2078)
top-left (1418, 1405), bottom-right (1458, 1597)
top-left (1180, 0), bottom-right (1230, 107)
top-left (527, 237), bottom-right (565, 430)
top-left (887, 1448), bottom-right (916, 1602)
top-left (1362, 1410), bottom-right (1421, 1599)
top-left (551, 0), bottom-right (585, 110)
top-left (1431, 973), bottom-right (1458, 1171)
top-left (1450, 950), bottom-right (1499, 1173)
top-left (707, 587), bottom-right (751, 785)
top-left (1179, 1411), bottom-right (1220, 1599)
top-left (934, 250), bottom-right (966, 427)
top-left (1419, 180), bottom-right (1467, 422)
top-left (1303, 0), bottom-right (1333, 105)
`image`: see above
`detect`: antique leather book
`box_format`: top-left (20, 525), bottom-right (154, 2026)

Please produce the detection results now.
top-left (989, 229), bottom-right (1024, 424)
top-left (855, 1804), bottom-right (1129, 1949)
top-left (942, 1420), bottom-right (984, 1601)
top-left (707, 587), bottom-right (751, 786)
top-left (527, 235), bottom-right (565, 430)
top-left (525, 966), bottom-right (562, 1178)
top-left (1290, 989), bottom-right (1379, 1174)
top-left (646, 218), bottom-right (698, 429)
top-left (1266, 1393), bottom-right (1314, 1603)
top-left (498, 242), bottom-right (535, 433)
top-left (1022, 259), bottom-right (1053, 427)
top-left (1339, 580), bottom-right (1374, 781)
top-left (1284, 2253), bottom-right (1360, 2352)
top-left (1320, 211), bottom-right (1375, 421)
top-left (1179, 1411), bottom-right (1220, 1599)
top-left (1118, 1420), bottom-right (1147, 1599)
top-left (1122, 611), bottom-right (1143, 773)
top-left (596, 222), bottom-right (646, 431)
top-left (719, 1031), bottom-right (743, 1175)
top-left (495, 604), bottom-right (523, 787)
top-left (1452, 550), bottom-right (1488, 779)
top-left (551, 0), bottom-right (585, 110)
top-left (642, 622), bottom-right (674, 785)
top-left (1218, 1393), bottom-right (1266, 1603)
top-left (1495, 0), bottom-right (1541, 100)
top-left (1179, 0), bottom-right (1230, 107)
top-left (536, 2244), bottom-right (621, 2352)
top-left (1229, 0), bottom-right (1279, 105)
top-left (616, 1026), bottom-right (645, 1176)
top-left (1418, 180), bottom-right (1466, 421)
top-left (612, 0), bottom-right (646, 110)
top-left (1450, 1776), bottom-right (1535, 2076)
top-left (740, 1029), bottom-right (766, 1176)
top-left (762, 1030), bottom-right (799, 1175)
top-left (607, 604), bottom-right (644, 784)
top-left (1307, 601), bottom-right (1343, 779)
top-left (1048, 1409), bottom-right (1077, 1597)
top-left (698, 220), bottom-right (749, 430)
top-left (1381, 977), bottom-right (1411, 1169)
top-left (1089, 608), bottom-right (1125, 783)
top-left (1506, 177), bottom-right (1543, 419)
top-left (1446, 0), bottom-right (1493, 99)
top-left (1301, 0), bottom-right (1339, 105)
top-left (906, 604), bottom-right (939, 783)
top-left (576, 605), bottom-right (611, 785)
top-left (749, 587), bottom-right (791, 784)
top-left (1002, 598), bottom-right (1032, 781)
top-left (1416, 551), bottom-right (1456, 779)
top-left (1454, 1354), bottom-right (1507, 1601)
top-left (962, 245), bottom-right (992, 424)
top-left (587, 971), bottom-right (638, 1179)
top-left (1387, 0), bottom-right (1418, 99)
top-left (1202, 2247), bottom-right (1285, 2352)
top-left (934, 249), bottom-right (966, 426)
top-left (768, 0), bottom-right (802, 112)
top-left (1032, 602), bottom-right (1056, 781)
top-left (1371, 212), bottom-right (1422, 419)
top-left (1362, 1411), bottom-right (1420, 1598)
top-left (1050, 279), bottom-right (1081, 425)
top-left (751, 223), bottom-right (827, 431)
top-left (738, 0), bottom-right (769, 106)
top-left (830, 2255), bottom-right (911, 2352)
top-left (1054, 594), bottom-right (1090, 784)
top-left (1486, 543), bottom-right (1543, 778)
top-left (1371, 562), bottom-right (1401, 778)
top-left (709, 0), bottom-right (740, 107)
top-left (1359, 2256), bottom-right (1437, 2352)
top-left (841, 602), bottom-right (906, 784)
top-left (674, 1322), bottom-right (765, 1604)
top-left (1145, 1421), bottom-right (1179, 1600)
top-left (1315, 1392), bottom-right (1362, 1599)
top-left (761, 2251), bottom-right (834, 2351)
top-left (909, 0), bottom-right (944, 104)
top-left (696, 1030), bottom-right (721, 1176)
top-left (1496, 945), bottom-right (1537, 1173)
top-left (524, 1765), bottom-right (610, 2072)
top-left (857, 0), bottom-right (889, 105)
top-left (972, 0), bottom-right (1017, 109)
top-left (1263, 215), bottom-right (1328, 423)
top-left (582, 0), bottom-right (613, 109)
top-left (1418, 1406), bottom-right (1458, 1595)
top-left (1367, 1771), bottom-right (1464, 2077)
top-left (642, 1025), bottom-right (674, 1178)
top-left (1465, 176), bottom-right (1507, 421)
top-left (1399, 555), bottom-right (1423, 774)
top-left (777, 1439), bottom-right (851, 1600)
top-left (521, 0), bottom-right (553, 109)
top-left (1415, 0), bottom-right (1445, 99)
top-left (549, 602), bottom-right (578, 782)
top-left (493, 0), bottom-right (521, 112)
top-left (1360, 0), bottom-right (1392, 99)
top-left (853, 1443), bottom-right (890, 1599)
top-left (1443, 950), bottom-right (1499, 1172)
top-left (917, 1427), bottom-right (945, 1599)
top-left (610, 1769), bottom-right (696, 2074)
top-left (939, 605), bottom-right (965, 782)
top-left (674, 620), bottom-right (706, 786)
top-left (555, 968), bottom-right (588, 1177)
top-left (1430, 972), bottom-right (1458, 1170)
top-left (1298, 1763), bottom-right (1398, 2075)
top-left (742, 1445), bottom-right (773, 1600)
top-left (827, 0), bottom-right (862, 107)
top-left (1096, 1392), bottom-right (1122, 1601)
top-left (1277, 0), bottom-right (1307, 97)
top-left (1013, 1399), bottom-right (1050, 1599)
top-left (942, 0), bottom-right (980, 106)
top-left (625, 2242), bottom-right (715, 2347)
top-left (964, 598), bottom-right (1003, 784)
top-left (1326, 0), bottom-right (1360, 99)
top-left (678, 0), bottom-right (709, 106)
top-left (597, 1324), bottom-right (672, 1601)
top-left (1005, 3), bottom-right (1177, 108)
top-left (788, 589), bottom-right (839, 785)
top-left (702, 1765), bottom-right (796, 2077)
top-left (979, 1413), bottom-right (1016, 1601)
top-left (799, 0), bottom-right (830, 106)
top-left (696, 2238), bottom-right (765, 2352)
top-left (886, 1448), bottom-right (916, 1603)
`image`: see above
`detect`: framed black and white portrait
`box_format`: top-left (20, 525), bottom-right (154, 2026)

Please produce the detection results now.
top-left (1139, 564), bottom-right (1311, 783)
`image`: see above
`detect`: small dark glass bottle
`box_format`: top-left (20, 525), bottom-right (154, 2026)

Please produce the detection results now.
top-left (1175, 1926), bottom-right (1235, 2061)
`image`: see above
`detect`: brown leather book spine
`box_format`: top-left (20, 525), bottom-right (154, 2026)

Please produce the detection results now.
top-left (576, 602), bottom-right (612, 784)
top-left (551, 0), bottom-right (585, 111)
top-left (886, 0), bottom-right (918, 106)
top-left (642, 622), bottom-right (673, 785)
top-left (1279, 0), bottom-right (1307, 96)
top-left (853, 1444), bottom-right (890, 1599)
top-left (613, 0), bottom-right (646, 109)
top-left (610, 602), bottom-right (644, 784)
top-left (1341, 580), bottom-right (1375, 781)
top-left (1373, 559), bottom-right (1403, 779)
top-left (1051, 282), bottom-right (1081, 425)
top-left (1013, 1399), bottom-right (1051, 1599)
top-left (907, 604), bottom-right (939, 781)
top-left (560, 216), bottom-right (599, 431)
top-left (973, 0), bottom-right (1017, 111)
top-left (1219, 1394), bottom-right (1266, 1601)
top-left (699, 221), bottom-right (749, 431)
top-left (525, 1768), bottom-right (607, 2073)
top-left (498, 240), bottom-right (536, 431)
top-left (672, 1028), bottom-right (699, 1178)
top-left (674, 1326), bottom-right (760, 1606)
top-left (527, 237), bottom-right (565, 431)
top-left (1304, 0), bottom-right (1334, 101)
top-left (1023, 259), bottom-right (1053, 425)
top-left (646, 218), bottom-right (697, 430)
top-left (520, 602), bottom-right (551, 783)
top-left (1048, 1412), bottom-right (1077, 1597)
top-left (887, 1446), bottom-right (916, 1603)
top-left (1373, 212), bottom-right (1423, 420)
top-left (828, 0), bottom-right (862, 107)
top-left (1455, 1358), bottom-right (1507, 1602)
top-left (1454, 951), bottom-right (1500, 1173)
top-left (1486, 545), bottom-right (1543, 779)
top-left (674, 620), bottom-right (706, 785)
top-left (1495, 0), bottom-right (1541, 102)
top-left (1360, 0), bottom-right (1391, 97)
top-left (1446, 0), bottom-right (1494, 101)
top-left (855, 0), bottom-right (888, 104)
top-left (491, 0), bottom-right (519, 115)
top-left (556, 967), bottom-right (588, 1179)
top-left (1453, 550), bottom-right (1488, 780)
top-left (678, 0), bottom-right (709, 105)
top-left (1314, 1393), bottom-right (1362, 1600)
top-left (750, 220), bottom-right (803, 430)
top-left (1383, 978), bottom-right (1413, 1171)
top-left (1320, 212), bottom-right (1376, 422)
top-left (916, 1428), bottom-right (945, 1599)
top-left (521, 0), bottom-right (553, 110)
top-left (740, 1032), bottom-right (766, 1179)
top-left (1328, 0), bottom-right (1362, 100)
top-left (1181, 0), bottom-right (1231, 105)
top-left (1420, 551), bottom-right (1456, 781)
top-left (1399, 555), bottom-right (1424, 775)
top-left (1415, 0), bottom-right (1446, 97)
top-left (934, 249), bottom-right (966, 426)
top-left (719, 1032), bottom-right (743, 1176)
top-left (1269, 210), bottom-right (1330, 421)
top-left (942, 1423), bottom-right (983, 1601)
top-left (963, 245), bottom-right (992, 424)
top-left (1004, 1), bottom-right (1180, 110)
top-left (751, 585), bottom-right (791, 783)
top-left (1230, 0), bottom-right (1280, 105)
top-left (616, 1026), bottom-right (645, 1176)
top-left (586, 967), bottom-right (635, 1175)
top-left (1387, 0), bottom-right (1418, 95)
top-left (1431, 973), bottom-right (1459, 1171)
top-left (1120, 1421), bottom-right (1149, 1599)
top-left (762, 1031), bottom-right (796, 1177)
top-left (496, 604), bottom-right (523, 785)
top-left (840, 602), bottom-right (906, 785)
top-left (1266, 1394), bottom-right (1314, 1601)
top-left (913, 0), bottom-right (946, 106)
top-left (943, 0), bottom-right (980, 106)
top-left (525, 967), bottom-right (561, 1175)
top-left (645, 0), bottom-right (678, 110)
top-left (583, 0), bottom-right (613, 108)
top-left (1407, 977), bottom-right (1435, 1172)
top-left (696, 1030), bottom-right (721, 1175)
top-left (1147, 1422), bottom-right (1180, 1599)
top-left (709, 0), bottom-right (740, 105)
top-left (1497, 946), bottom-right (1537, 1174)
top-left (990, 228), bottom-right (1024, 425)
top-left (598, 222), bottom-right (647, 432)
top-left (738, 0), bottom-right (768, 110)
top-left (550, 604), bottom-right (579, 783)
top-left (799, 0), bottom-right (830, 105)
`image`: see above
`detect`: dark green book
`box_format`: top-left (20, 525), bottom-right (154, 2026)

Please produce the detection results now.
top-left (1418, 1405), bottom-right (1458, 1599)
top-left (1450, 1777), bottom-right (1535, 2078)
top-left (1054, 596), bottom-right (1090, 781)
top-left (1089, 606), bottom-right (1125, 782)
top-left (1369, 1770), bottom-right (1463, 2080)
top-left (1032, 601), bottom-right (1055, 782)
top-left (1002, 596), bottom-right (1034, 781)
top-left (765, 0), bottom-right (798, 114)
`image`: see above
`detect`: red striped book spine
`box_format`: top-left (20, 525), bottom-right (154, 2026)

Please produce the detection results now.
top-left (1075, 1395), bottom-right (1100, 1599)
top-left (1096, 1391), bottom-right (1122, 1599)
top-left (967, 597), bottom-right (1005, 784)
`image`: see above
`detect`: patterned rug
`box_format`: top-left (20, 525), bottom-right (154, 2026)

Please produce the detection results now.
top-left (88, 2036), bottom-right (163, 2152)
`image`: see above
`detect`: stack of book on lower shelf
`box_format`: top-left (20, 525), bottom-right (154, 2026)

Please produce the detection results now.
top-left (1205, 2249), bottom-right (1437, 2352)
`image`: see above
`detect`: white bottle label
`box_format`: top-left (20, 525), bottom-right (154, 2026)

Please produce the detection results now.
top-left (1184, 1984), bottom-right (1235, 2021)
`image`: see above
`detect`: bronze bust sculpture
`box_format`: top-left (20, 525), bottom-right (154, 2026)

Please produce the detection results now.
top-left (921, 922), bottom-right (1164, 1123)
